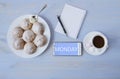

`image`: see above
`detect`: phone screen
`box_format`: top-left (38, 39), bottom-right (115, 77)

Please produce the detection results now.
top-left (53, 42), bottom-right (82, 56)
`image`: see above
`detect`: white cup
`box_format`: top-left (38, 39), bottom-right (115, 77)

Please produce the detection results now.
top-left (84, 31), bottom-right (108, 55)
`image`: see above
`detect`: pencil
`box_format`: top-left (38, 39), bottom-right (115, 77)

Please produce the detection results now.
top-left (57, 16), bottom-right (67, 35)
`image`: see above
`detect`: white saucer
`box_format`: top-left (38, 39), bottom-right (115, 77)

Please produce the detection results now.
top-left (7, 14), bottom-right (51, 58)
top-left (83, 31), bottom-right (108, 56)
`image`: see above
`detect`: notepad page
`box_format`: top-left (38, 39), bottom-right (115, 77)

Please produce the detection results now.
top-left (55, 4), bottom-right (86, 39)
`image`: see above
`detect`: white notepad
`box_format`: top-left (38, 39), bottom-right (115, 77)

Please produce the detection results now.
top-left (55, 4), bottom-right (86, 39)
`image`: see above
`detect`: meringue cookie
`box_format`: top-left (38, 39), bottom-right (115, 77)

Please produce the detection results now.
top-left (12, 27), bottom-right (24, 39)
top-left (24, 42), bottom-right (37, 54)
top-left (13, 38), bottom-right (25, 50)
top-left (32, 22), bottom-right (44, 35)
top-left (34, 34), bottom-right (47, 47)
top-left (20, 18), bottom-right (32, 30)
top-left (22, 30), bottom-right (35, 42)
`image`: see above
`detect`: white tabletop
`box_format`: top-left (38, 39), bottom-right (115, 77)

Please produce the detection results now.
top-left (0, 0), bottom-right (120, 79)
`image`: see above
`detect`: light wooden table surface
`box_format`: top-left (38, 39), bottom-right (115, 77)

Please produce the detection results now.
top-left (0, 0), bottom-right (120, 79)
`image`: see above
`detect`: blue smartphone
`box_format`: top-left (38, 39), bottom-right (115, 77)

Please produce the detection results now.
top-left (53, 42), bottom-right (82, 56)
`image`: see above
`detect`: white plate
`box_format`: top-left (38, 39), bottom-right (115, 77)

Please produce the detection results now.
top-left (7, 14), bottom-right (51, 58)
top-left (83, 31), bottom-right (108, 56)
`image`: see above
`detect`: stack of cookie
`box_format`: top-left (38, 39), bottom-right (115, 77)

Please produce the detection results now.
top-left (12, 16), bottom-right (47, 54)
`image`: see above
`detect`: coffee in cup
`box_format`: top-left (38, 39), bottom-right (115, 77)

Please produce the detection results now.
top-left (93, 35), bottom-right (105, 48)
